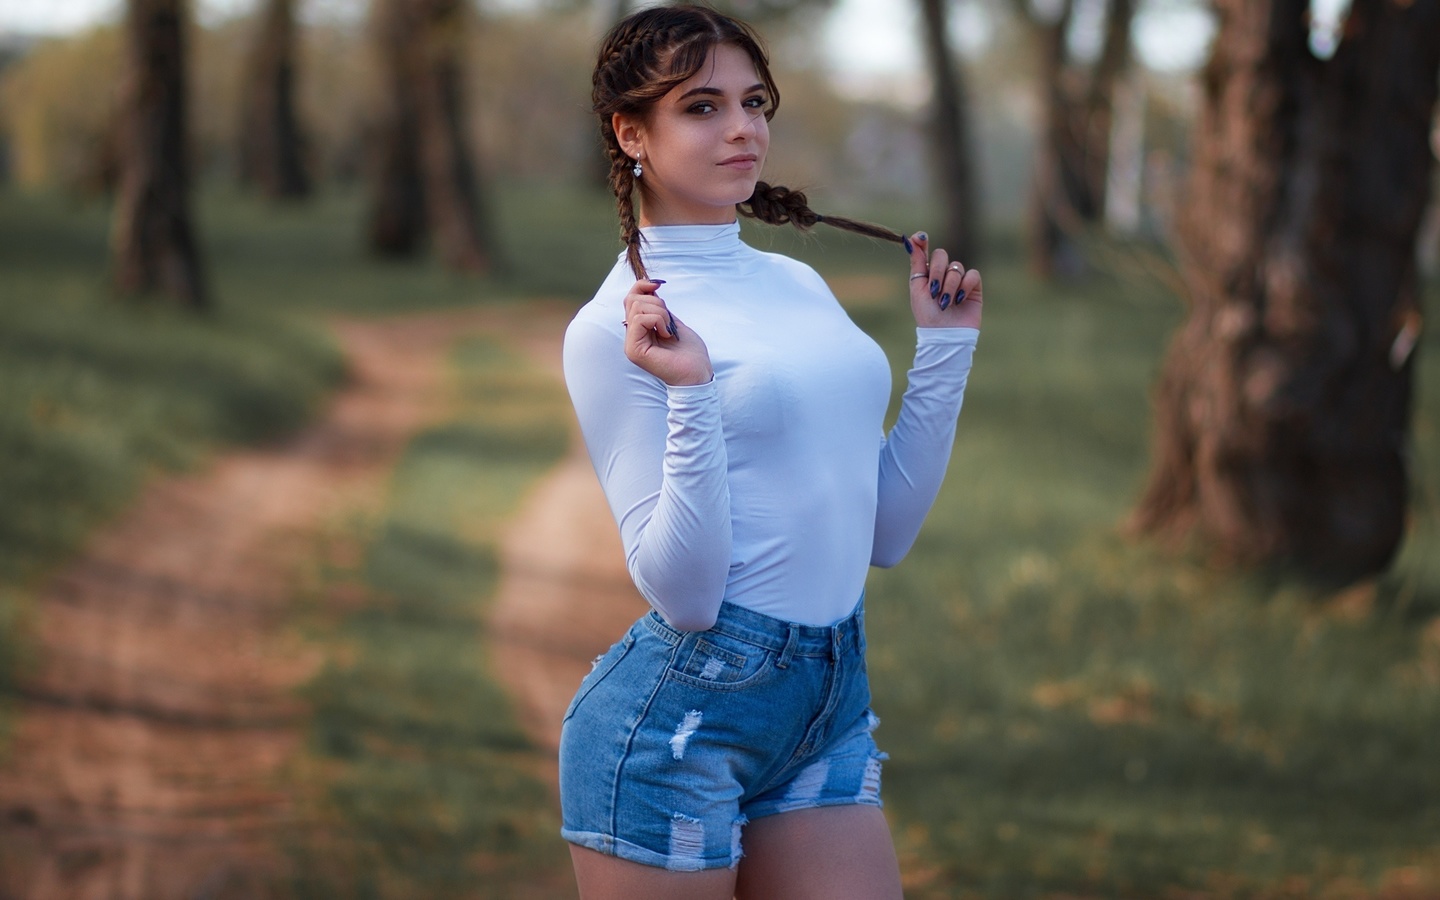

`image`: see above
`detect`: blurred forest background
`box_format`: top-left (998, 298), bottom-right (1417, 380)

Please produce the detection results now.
top-left (1, 0), bottom-right (1439, 897)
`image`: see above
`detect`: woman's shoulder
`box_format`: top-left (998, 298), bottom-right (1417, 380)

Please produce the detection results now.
top-left (564, 260), bottom-right (637, 370)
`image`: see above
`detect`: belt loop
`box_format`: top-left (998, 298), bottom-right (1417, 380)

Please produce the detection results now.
top-left (776, 624), bottom-right (798, 669)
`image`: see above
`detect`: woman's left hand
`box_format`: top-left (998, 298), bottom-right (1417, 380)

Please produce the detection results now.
top-left (904, 231), bottom-right (983, 330)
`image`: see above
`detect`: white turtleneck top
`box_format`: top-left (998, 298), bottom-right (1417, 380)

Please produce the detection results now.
top-left (563, 222), bottom-right (977, 630)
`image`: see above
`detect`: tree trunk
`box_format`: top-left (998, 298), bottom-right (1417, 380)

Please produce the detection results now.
top-left (367, 0), bottom-right (493, 274)
top-left (238, 0), bottom-right (311, 199)
top-left (110, 0), bottom-right (207, 310)
top-left (1079, 0), bottom-right (1135, 219)
top-left (1026, 0), bottom-right (1136, 277)
top-left (917, 0), bottom-right (982, 263)
top-left (1025, 0), bottom-right (1075, 278)
top-left (1131, 0), bottom-right (1440, 584)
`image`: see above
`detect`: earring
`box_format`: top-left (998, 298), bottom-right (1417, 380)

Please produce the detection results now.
top-left (632, 158), bottom-right (643, 178)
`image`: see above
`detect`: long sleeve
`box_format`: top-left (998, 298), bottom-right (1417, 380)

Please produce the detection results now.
top-left (871, 326), bottom-right (979, 567)
top-left (563, 317), bottom-right (732, 631)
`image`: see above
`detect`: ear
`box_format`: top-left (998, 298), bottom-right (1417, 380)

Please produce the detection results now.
top-left (612, 112), bottom-right (645, 162)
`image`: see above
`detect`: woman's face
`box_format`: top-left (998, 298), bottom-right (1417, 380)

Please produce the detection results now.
top-left (615, 43), bottom-right (771, 227)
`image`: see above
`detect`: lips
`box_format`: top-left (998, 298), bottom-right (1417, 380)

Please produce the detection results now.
top-left (719, 154), bottom-right (759, 168)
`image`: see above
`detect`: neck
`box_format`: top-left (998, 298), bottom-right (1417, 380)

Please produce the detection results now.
top-left (637, 196), bottom-right (739, 229)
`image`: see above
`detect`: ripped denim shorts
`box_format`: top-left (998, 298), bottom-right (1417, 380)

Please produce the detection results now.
top-left (558, 597), bottom-right (885, 872)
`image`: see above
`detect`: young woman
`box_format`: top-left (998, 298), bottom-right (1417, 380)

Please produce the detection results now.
top-left (560, 5), bottom-right (983, 898)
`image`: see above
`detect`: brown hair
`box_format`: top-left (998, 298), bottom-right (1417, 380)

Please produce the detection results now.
top-left (592, 3), bottom-right (905, 280)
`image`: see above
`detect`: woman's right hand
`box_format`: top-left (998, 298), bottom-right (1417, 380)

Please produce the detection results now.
top-left (623, 280), bottom-right (713, 386)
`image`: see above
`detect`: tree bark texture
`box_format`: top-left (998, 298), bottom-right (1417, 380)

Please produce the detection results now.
top-left (110, 0), bottom-right (207, 309)
top-left (238, 0), bottom-right (311, 199)
top-left (1132, 0), bottom-right (1440, 583)
top-left (1025, 0), bottom-right (1136, 278)
top-left (918, 0), bottom-right (982, 263)
top-left (367, 0), bottom-right (493, 274)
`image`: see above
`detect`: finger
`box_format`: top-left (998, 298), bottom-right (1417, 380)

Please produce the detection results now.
top-left (905, 231), bottom-right (928, 274)
top-left (625, 311), bottom-right (672, 344)
top-left (624, 291), bottom-right (670, 322)
top-left (939, 261), bottom-right (966, 310)
top-left (926, 247), bottom-right (950, 301)
top-left (904, 232), bottom-right (930, 293)
top-left (957, 268), bottom-right (982, 305)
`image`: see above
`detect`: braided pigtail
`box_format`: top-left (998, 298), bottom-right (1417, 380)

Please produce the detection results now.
top-left (739, 181), bottom-right (907, 246)
top-left (607, 144), bottom-right (649, 280)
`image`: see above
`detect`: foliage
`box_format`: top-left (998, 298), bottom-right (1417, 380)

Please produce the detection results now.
top-left (286, 335), bottom-right (572, 898)
top-left (0, 7), bottom-right (1040, 219)
top-left (0, 27), bottom-right (123, 190)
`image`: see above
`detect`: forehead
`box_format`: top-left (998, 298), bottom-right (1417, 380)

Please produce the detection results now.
top-left (665, 43), bottom-right (763, 98)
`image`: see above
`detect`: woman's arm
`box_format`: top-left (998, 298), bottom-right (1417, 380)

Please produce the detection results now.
top-left (871, 232), bottom-right (984, 567)
top-left (563, 290), bottom-right (731, 632)
top-left (871, 327), bottom-right (977, 567)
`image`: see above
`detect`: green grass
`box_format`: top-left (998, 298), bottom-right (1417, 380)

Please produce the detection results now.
top-left (0, 187), bottom-right (347, 721)
top-left (285, 334), bottom-right (572, 898)
top-left (0, 191), bottom-right (348, 583)
top-left (856, 260), bottom-right (1440, 897)
top-left (3, 181), bottom-right (1438, 897)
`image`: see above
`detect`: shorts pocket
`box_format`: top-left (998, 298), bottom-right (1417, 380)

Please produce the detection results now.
top-left (667, 633), bottom-right (775, 691)
top-left (563, 631), bottom-right (635, 722)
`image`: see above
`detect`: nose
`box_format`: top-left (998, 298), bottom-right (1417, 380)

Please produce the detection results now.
top-left (727, 107), bottom-right (760, 141)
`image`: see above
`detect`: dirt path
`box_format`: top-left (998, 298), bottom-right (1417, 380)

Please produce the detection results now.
top-left (0, 307), bottom-right (602, 899)
top-left (488, 338), bottom-right (647, 756)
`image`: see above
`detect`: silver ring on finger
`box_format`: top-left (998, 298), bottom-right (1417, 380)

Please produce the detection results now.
top-left (909, 273), bottom-right (927, 282)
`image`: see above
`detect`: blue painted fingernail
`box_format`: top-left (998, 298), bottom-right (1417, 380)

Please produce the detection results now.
top-left (667, 314), bottom-right (678, 338)
top-left (902, 235), bottom-right (913, 255)
top-left (649, 279), bottom-right (666, 285)
top-left (930, 280), bottom-right (940, 298)
top-left (956, 289), bottom-right (966, 303)
top-left (915, 232), bottom-right (927, 242)
top-left (939, 293), bottom-right (951, 310)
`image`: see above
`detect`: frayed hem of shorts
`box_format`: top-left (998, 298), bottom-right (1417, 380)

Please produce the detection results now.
top-left (740, 793), bottom-right (885, 825)
top-left (561, 827), bottom-right (740, 872)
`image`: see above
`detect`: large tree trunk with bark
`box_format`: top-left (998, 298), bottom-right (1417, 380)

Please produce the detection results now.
top-left (918, 0), bottom-right (982, 263)
top-left (367, 0), bottom-right (494, 274)
top-left (1132, 0), bottom-right (1440, 584)
top-left (110, 0), bottom-right (207, 309)
top-left (238, 0), bottom-right (310, 199)
top-left (1025, 0), bottom-right (1136, 278)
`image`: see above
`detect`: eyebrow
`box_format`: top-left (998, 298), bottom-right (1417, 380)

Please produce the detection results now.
top-left (677, 83), bottom-right (767, 101)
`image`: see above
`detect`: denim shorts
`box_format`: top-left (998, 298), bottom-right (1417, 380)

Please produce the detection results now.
top-left (558, 597), bottom-right (885, 872)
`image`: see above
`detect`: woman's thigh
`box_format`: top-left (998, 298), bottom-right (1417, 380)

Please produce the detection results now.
top-left (570, 845), bottom-right (738, 900)
top-left (733, 805), bottom-right (903, 900)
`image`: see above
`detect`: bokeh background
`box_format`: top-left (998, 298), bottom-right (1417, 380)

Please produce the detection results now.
top-left (1, 0), bottom-right (1438, 897)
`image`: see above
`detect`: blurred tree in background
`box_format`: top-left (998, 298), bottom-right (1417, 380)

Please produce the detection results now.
top-left (110, 0), bottom-right (208, 309)
top-left (367, 0), bottom-right (495, 273)
top-left (237, 0), bottom-right (311, 198)
top-left (1017, 0), bottom-right (1136, 278)
top-left (918, 0), bottom-right (983, 262)
top-left (0, 29), bottom-right (123, 192)
top-left (1133, 0), bottom-right (1440, 584)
